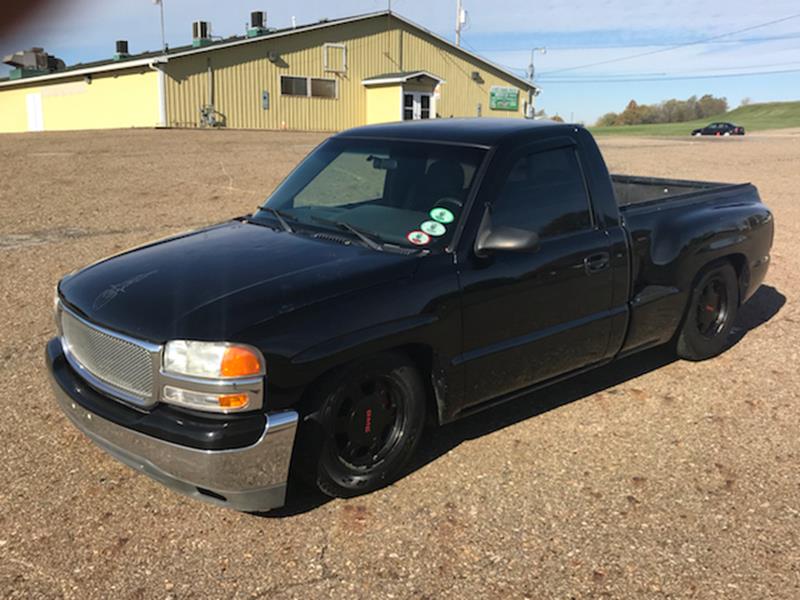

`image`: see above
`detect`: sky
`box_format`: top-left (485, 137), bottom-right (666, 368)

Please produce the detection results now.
top-left (1, 0), bottom-right (799, 124)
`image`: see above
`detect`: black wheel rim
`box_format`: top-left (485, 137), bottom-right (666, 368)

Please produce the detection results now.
top-left (331, 374), bottom-right (406, 469)
top-left (695, 276), bottom-right (729, 338)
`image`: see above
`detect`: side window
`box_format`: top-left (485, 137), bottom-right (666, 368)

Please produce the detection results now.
top-left (492, 146), bottom-right (592, 239)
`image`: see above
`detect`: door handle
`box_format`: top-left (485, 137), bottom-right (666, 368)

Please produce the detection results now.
top-left (584, 252), bottom-right (610, 274)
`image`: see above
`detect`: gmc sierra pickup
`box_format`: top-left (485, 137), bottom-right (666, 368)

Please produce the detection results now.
top-left (47, 119), bottom-right (774, 512)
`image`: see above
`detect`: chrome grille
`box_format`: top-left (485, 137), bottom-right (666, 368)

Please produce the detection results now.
top-left (60, 308), bottom-right (159, 405)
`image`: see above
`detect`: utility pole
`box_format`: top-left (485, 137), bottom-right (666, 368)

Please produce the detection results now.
top-left (455, 0), bottom-right (464, 47)
top-left (527, 47), bottom-right (546, 83)
top-left (527, 47), bottom-right (546, 118)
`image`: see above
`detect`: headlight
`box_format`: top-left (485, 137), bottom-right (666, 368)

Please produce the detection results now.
top-left (161, 341), bottom-right (265, 413)
top-left (54, 288), bottom-right (61, 328)
top-left (163, 340), bottom-right (263, 379)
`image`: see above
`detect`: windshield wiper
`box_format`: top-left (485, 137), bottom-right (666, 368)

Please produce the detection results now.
top-left (261, 207), bottom-right (294, 233)
top-left (309, 215), bottom-right (383, 252)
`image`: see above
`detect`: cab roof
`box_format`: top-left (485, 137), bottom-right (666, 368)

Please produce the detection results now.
top-left (337, 118), bottom-right (577, 147)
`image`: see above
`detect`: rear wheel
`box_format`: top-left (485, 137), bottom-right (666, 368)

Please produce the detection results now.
top-left (294, 353), bottom-right (426, 498)
top-left (676, 262), bottom-right (739, 360)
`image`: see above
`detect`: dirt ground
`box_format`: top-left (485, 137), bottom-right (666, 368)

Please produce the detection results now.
top-left (0, 126), bottom-right (797, 599)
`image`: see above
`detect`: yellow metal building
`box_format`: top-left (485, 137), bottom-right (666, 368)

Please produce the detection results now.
top-left (0, 11), bottom-right (539, 134)
top-left (0, 61), bottom-right (162, 133)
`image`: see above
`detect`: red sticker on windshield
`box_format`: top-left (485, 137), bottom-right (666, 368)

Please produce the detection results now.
top-left (406, 230), bottom-right (431, 246)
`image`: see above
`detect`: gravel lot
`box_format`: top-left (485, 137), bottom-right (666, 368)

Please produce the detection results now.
top-left (0, 127), bottom-right (797, 599)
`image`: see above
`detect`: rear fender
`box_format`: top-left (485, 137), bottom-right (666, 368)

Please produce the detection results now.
top-left (622, 189), bottom-right (771, 353)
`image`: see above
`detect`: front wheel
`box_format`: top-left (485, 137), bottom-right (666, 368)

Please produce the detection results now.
top-left (676, 262), bottom-right (739, 361)
top-left (293, 353), bottom-right (427, 498)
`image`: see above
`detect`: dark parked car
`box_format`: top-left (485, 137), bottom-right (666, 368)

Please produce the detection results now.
top-left (691, 122), bottom-right (745, 136)
top-left (47, 119), bottom-right (773, 512)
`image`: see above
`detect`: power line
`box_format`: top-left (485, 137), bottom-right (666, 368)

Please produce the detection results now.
top-left (473, 31), bottom-right (800, 52)
top-left (460, 37), bottom-right (534, 80)
top-left (542, 12), bottom-right (800, 75)
top-left (459, 21), bottom-right (800, 84)
top-left (537, 67), bottom-right (800, 84)
top-left (462, 33), bottom-right (800, 79)
top-left (542, 59), bottom-right (800, 79)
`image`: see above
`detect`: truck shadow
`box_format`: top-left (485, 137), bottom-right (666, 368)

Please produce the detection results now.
top-left (727, 284), bottom-right (786, 346)
top-left (265, 284), bottom-right (784, 517)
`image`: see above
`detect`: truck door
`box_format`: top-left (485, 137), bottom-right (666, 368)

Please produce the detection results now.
top-left (457, 140), bottom-right (616, 407)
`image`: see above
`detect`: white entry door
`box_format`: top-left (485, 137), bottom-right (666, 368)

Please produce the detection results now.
top-left (26, 93), bottom-right (44, 132)
top-left (402, 92), bottom-right (434, 120)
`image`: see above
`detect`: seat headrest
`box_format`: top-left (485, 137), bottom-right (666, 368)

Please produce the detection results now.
top-left (425, 160), bottom-right (465, 192)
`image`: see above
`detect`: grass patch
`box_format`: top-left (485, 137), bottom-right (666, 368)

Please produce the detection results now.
top-left (589, 101), bottom-right (800, 137)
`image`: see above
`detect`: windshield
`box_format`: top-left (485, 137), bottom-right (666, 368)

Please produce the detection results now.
top-left (253, 137), bottom-right (486, 250)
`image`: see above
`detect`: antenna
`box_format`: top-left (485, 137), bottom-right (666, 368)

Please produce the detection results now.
top-left (455, 0), bottom-right (467, 46)
top-left (152, 0), bottom-right (167, 54)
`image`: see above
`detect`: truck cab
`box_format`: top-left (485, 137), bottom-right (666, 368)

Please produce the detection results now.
top-left (48, 119), bottom-right (773, 512)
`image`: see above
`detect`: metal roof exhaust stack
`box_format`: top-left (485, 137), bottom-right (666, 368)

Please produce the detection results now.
top-left (192, 21), bottom-right (213, 48)
top-left (3, 47), bottom-right (65, 79)
top-left (247, 11), bottom-right (268, 38)
top-left (113, 40), bottom-right (130, 61)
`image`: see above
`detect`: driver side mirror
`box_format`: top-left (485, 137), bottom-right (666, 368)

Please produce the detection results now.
top-left (474, 205), bottom-right (540, 257)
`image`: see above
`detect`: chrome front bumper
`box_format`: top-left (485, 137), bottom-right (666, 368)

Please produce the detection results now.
top-left (49, 345), bottom-right (298, 512)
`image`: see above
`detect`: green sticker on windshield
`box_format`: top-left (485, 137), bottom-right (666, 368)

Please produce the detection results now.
top-left (420, 220), bottom-right (446, 237)
top-left (429, 207), bottom-right (455, 224)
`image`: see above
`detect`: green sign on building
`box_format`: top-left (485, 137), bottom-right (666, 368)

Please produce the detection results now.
top-left (489, 86), bottom-right (519, 111)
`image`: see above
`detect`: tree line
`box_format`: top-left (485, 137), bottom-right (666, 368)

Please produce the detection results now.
top-left (596, 95), bottom-right (729, 127)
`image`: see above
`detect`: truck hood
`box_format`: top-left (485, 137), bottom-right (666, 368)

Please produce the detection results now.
top-left (59, 220), bottom-right (419, 341)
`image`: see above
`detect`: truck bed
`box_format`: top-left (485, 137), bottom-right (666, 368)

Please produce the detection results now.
top-left (612, 174), bottom-right (746, 209)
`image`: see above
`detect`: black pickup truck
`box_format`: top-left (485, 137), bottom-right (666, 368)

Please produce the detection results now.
top-left (47, 119), bottom-right (773, 512)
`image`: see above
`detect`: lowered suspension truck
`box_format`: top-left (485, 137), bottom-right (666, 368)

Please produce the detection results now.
top-left (47, 119), bottom-right (774, 511)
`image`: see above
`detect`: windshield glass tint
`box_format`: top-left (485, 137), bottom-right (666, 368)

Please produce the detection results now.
top-left (255, 138), bottom-right (486, 249)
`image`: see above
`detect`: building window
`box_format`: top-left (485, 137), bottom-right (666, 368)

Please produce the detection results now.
top-left (403, 94), bottom-right (414, 121)
top-left (311, 78), bottom-right (336, 98)
top-left (281, 76), bottom-right (308, 96)
top-left (420, 95), bottom-right (431, 119)
top-left (281, 76), bottom-right (337, 99)
top-left (323, 43), bottom-right (347, 73)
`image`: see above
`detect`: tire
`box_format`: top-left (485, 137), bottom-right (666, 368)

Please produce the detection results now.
top-left (293, 353), bottom-right (427, 498)
top-left (676, 262), bottom-right (739, 361)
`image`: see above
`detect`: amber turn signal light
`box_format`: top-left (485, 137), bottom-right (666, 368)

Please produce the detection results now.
top-left (221, 346), bottom-right (262, 378)
top-left (218, 393), bottom-right (250, 409)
